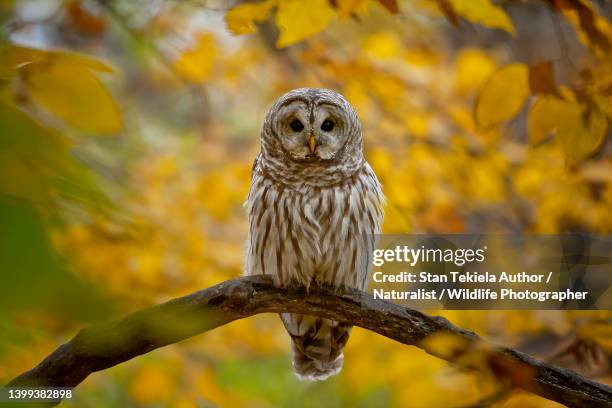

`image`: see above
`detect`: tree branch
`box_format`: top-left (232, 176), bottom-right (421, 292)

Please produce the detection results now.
top-left (7, 276), bottom-right (612, 407)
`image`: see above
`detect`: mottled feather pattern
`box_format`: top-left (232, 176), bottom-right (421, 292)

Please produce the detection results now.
top-left (244, 88), bottom-right (384, 380)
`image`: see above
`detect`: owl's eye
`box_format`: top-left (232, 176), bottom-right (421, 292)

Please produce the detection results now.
top-left (290, 119), bottom-right (304, 132)
top-left (321, 119), bottom-right (334, 132)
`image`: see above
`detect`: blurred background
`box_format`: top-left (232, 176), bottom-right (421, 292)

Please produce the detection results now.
top-left (0, 0), bottom-right (611, 406)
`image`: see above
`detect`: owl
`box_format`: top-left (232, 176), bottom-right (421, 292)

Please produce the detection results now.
top-left (245, 88), bottom-right (384, 380)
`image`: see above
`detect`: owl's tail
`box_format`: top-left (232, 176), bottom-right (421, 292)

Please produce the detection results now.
top-left (281, 313), bottom-right (351, 381)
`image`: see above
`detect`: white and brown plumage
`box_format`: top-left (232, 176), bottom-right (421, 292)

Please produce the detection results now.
top-left (245, 88), bottom-right (384, 380)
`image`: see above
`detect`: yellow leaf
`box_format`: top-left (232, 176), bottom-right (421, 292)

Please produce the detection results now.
top-left (0, 45), bottom-right (114, 78)
top-left (453, 48), bottom-right (496, 95)
top-left (225, 1), bottom-right (274, 35)
top-left (527, 96), bottom-right (574, 145)
top-left (557, 103), bottom-right (607, 162)
top-left (404, 112), bottom-right (430, 138)
top-left (362, 31), bottom-right (402, 60)
top-left (24, 60), bottom-right (122, 135)
top-left (369, 72), bottom-right (405, 108)
top-left (0, 45), bottom-right (45, 77)
top-left (57, 51), bottom-right (115, 73)
top-left (174, 32), bottom-right (218, 81)
top-left (475, 63), bottom-right (530, 128)
top-left (529, 94), bottom-right (607, 162)
top-left (448, 105), bottom-right (475, 131)
top-left (275, 0), bottom-right (336, 48)
top-left (448, 0), bottom-right (515, 34)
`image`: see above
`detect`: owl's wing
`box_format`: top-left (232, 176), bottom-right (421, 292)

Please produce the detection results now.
top-left (250, 153), bottom-right (261, 182)
top-left (246, 153), bottom-right (262, 204)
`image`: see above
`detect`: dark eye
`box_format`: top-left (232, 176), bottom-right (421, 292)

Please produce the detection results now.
top-left (321, 119), bottom-right (334, 131)
top-left (290, 119), bottom-right (304, 132)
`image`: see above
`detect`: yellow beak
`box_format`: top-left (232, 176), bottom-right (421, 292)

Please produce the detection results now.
top-left (308, 135), bottom-right (317, 154)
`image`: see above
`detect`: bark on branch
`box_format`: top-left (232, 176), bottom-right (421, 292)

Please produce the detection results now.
top-left (7, 276), bottom-right (612, 407)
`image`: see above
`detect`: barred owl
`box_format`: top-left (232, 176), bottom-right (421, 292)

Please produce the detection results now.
top-left (245, 88), bottom-right (384, 380)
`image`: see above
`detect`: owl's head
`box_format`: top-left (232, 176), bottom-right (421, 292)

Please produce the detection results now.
top-left (261, 88), bottom-right (363, 167)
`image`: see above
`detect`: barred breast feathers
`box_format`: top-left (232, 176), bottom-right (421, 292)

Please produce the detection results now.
top-left (244, 157), bottom-right (384, 290)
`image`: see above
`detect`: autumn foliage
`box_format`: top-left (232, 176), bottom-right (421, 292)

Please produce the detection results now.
top-left (0, 0), bottom-right (611, 407)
